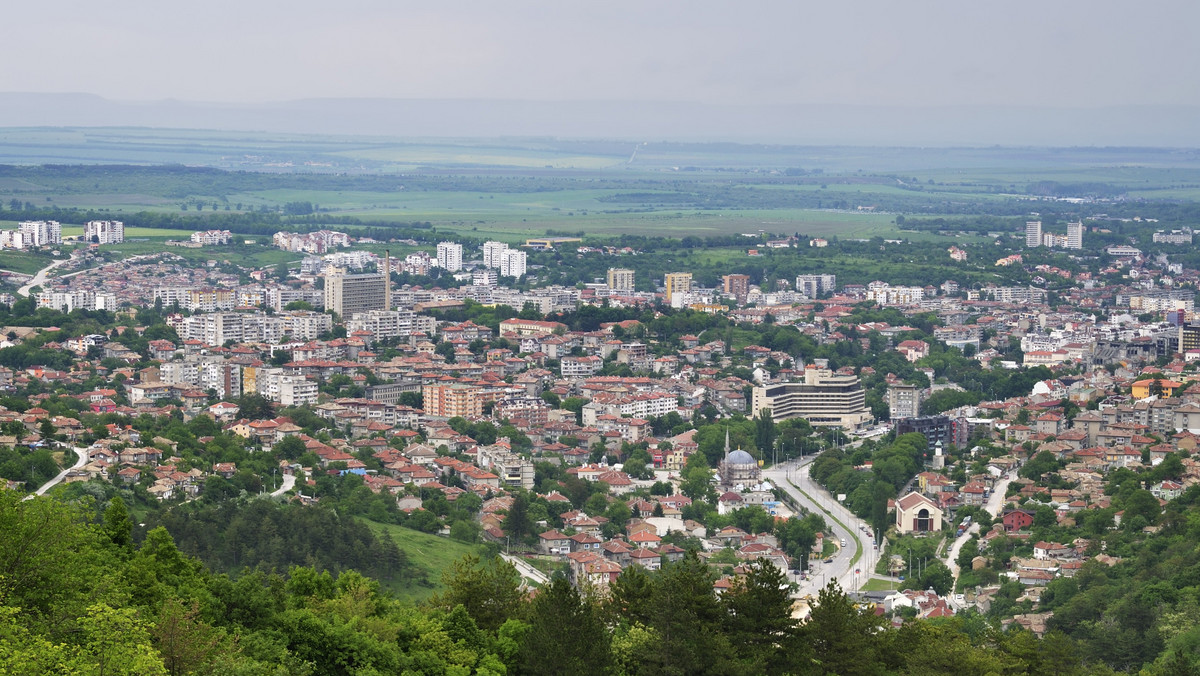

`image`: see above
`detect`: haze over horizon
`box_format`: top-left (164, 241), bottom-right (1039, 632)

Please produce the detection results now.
top-left (4, 1), bottom-right (1199, 146)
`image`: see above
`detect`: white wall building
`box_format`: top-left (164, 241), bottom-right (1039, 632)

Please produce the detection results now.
top-left (499, 249), bottom-right (527, 278)
top-left (1025, 220), bottom-right (1042, 248)
top-left (1066, 221), bottom-right (1084, 249)
top-left (84, 220), bottom-right (124, 244)
top-left (436, 242), bottom-right (463, 272)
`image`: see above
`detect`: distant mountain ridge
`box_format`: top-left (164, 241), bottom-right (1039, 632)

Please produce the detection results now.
top-left (1, 93), bottom-right (1198, 147)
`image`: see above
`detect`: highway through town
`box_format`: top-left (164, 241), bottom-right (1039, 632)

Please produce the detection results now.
top-left (763, 455), bottom-right (882, 598)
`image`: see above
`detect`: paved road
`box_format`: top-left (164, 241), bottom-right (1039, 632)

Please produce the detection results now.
top-left (501, 553), bottom-right (550, 587)
top-left (24, 446), bottom-right (87, 501)
top-left (17, 256), bottom-right (75, 297)
top-left (945, 472), bottom-right (1015, 582)
top-left (270, 473), bottom-right (296, 497)
top-left (763, 456), bottom-right (879, 597)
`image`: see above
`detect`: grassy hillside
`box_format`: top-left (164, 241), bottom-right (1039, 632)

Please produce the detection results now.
top-left (360, 518), bottom-right (485, 602)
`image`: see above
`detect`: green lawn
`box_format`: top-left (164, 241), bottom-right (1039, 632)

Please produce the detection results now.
top-left (361, 518), bottom-right (484, 602)
top-left (97, 241), bottom-right (302, 268)
top-left (859, 577), bottom-right (902, 592)
top-left (0, 250), bottom-right (56, 275)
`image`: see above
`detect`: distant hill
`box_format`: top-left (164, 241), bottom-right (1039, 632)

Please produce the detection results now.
top-left (2, 93), bottom-right (1199, 147)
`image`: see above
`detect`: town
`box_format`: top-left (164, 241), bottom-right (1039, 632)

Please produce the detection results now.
top-left (1, 206), bottom-right (1197, 664)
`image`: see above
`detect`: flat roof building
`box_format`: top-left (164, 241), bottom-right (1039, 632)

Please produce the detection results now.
top-left (751, 367), bottom-right (872, 429)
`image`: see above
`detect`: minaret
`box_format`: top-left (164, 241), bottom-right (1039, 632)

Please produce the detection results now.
top-left (724, 427), bottom-right (730, 462)
top-left (383, 249), bottom-right (392, 310)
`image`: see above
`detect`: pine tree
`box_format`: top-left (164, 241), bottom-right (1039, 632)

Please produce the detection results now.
top-left (520, 578), bottom-right (611, 675)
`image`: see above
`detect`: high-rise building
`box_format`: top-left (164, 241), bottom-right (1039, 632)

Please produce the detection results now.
top-left (887, 383), bottom-right (923, 420)
top-left (796, 274), bottom-right (837, 298)
top-left (1025, 220), bottom-right (1043, 248)
top-left (663, 272), bottom-right (693, 305)
top-left (499, 249), bottom-right (527, 278)
top-left (324, 269), bottom-right (388, 317)
top-left (1066, 221), bottom-right (1084, 249)
top-left (436, 241), bottom-right (463, 271)
top-left (483, 241), bottom-right (509, 268)
top-left (607, 268), bottom-right (635, 291)
top-left (18, 220), bottom-right (62, 248)
top-left (84, 220), bottom-right (124, 244)
top-left (422, 382), bottom-right (484, 418)
top-left (722, 274), bottom-right (750, 302)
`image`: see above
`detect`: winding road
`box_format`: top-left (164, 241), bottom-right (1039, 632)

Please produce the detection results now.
top-left (945, 472), bottom-right (1015, 582)
top-left (23, 446), bottom-right (88, 501)
top-left (270, 472), bottom-right (296, 497)
top-left (17, 256), bottom-right (75, 298)
top-left (501, 552), bottom-right (550, 587)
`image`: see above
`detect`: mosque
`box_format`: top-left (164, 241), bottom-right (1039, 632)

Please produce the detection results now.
top-left (717, 428), bottom-right (760, 487)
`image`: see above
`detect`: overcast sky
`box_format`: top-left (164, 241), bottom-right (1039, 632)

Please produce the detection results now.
top-left (6, 1), bottom-right (1198, 108)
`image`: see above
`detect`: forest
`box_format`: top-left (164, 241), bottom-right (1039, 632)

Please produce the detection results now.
top-left (0, 488), bottom-right (1155, 675)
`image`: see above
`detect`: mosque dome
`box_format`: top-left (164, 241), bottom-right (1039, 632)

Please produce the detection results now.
top-left (726, 450), bottom-right (756, 465)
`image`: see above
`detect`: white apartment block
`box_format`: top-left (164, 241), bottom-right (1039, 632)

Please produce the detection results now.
top-left (190, 230), bottom-right (232, 245)
top-left (482, 241), bottom-right (509, 268)
top-left (153, 287), bottom-right (190, 308)
top-left (866, 284), bottom-right (925, 306)
top-left (254, 368), bottom-right (318, 406)
top-left (84, 220), bottom-right (124, 244)
top-left (437, 242), bottom-right (463, 272)
top-left (160, 358), bottom-right (243, 399)
top-left (347, 309), bottom-right (418, 340)
top-left (1153, 229), bottom-right (1193, 245)
top-left (1025, 220), bottom-right (1042, 248)
top-left (1066, 221), bottom-right (1084, 249)
top-left (985, 286), bottom-right (1046, 304)
top-left (300, 250), bottom-right (376, 274)
top-left (36, 290), bottom-right (117, 312)
top-left (273, 230), bottom-right (351, 253)
top-left (499, 249), bottom-right (527, 278)
top-left (581, 392), bottom-right (679, 425)
top-left (473, 269), bottom-right (499, 286)
top-left (181, 311), bottom-right (331, 346)
top-left (186, 289), bottom-right (236, 313)
top-left (282, 311), bottom-right (334, 340)
top-left (404, 251), bottom-right (434, 275)
top-left (1043, 233), bottom-right (1067, 248)
top-left (561, 355), bottom-right (603, 378)
top-left (2, 221), bottom-right (62, 249)
top-left (795, 274), bottom-right (837, 298)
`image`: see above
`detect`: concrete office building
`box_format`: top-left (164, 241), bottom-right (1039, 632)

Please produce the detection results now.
top-left (751, 366), bottom-right (872, 429)
top-left (325, 251), bottom-right (390, 317)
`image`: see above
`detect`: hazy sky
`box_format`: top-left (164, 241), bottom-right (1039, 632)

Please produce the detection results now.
top-left (7, 0), bottom-right (1198, 107)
